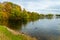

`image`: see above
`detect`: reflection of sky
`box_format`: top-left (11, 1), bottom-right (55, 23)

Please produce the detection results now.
top-left (0, 0), bottom-right (60, 14)
top-left (21, 19), bottom-right (60, 37)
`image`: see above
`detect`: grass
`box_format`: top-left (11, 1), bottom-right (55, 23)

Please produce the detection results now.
top-left (0, 25), bottom-right (37, 40)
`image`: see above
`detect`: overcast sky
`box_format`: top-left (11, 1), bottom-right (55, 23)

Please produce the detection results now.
top-left (0, 0), bottom-right (60, 14)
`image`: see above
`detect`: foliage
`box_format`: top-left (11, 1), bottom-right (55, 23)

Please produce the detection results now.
top-left (0, 2), bottom-right (40, 27)
top-left (0, 2), bottom-right (55, 25)
top-left (45, 14), bottom-right (53, 19)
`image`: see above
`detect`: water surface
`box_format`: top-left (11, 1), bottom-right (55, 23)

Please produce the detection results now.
top-left (20, 17), bottom-right (60, 40)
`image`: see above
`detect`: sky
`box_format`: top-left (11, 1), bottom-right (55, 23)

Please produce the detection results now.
top-left (0, 0), bottom-right (60, 14)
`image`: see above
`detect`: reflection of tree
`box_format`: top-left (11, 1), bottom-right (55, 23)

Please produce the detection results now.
top-left (6, 18), bottom-right (30, 30)
top-left (7, 20), bottom-right (23, 30)
top-left (46, 16), bottom-right (53, 19)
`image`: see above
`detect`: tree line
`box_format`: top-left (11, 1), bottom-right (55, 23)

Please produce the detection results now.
top-left (0, 2), bottom-right (40, 22)
top-left (0, 2), bottom-right (54, 26)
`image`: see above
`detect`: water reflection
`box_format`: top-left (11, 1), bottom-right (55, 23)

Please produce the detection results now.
top-left (21, 17), bottom-right (60, 40)
top-left (0, 16), bottom-right (60, 40)
top-left (56, 16), bottom-right (60, 19)
top-left (45, 16), bottom-right (53, 19)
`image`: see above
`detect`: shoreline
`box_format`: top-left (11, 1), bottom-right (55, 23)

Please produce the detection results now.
top-left (4, 26), bottom-right (37, 40)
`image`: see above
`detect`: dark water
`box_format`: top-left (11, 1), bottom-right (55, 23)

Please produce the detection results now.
top-left (20, 17), bottom-right (60, 40)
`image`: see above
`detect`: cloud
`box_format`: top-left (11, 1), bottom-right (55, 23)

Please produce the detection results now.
top-left (21, 2), bottom-right (50, 10)
top-left (0, 0), bottom-right (60, 14)
top-left (20, 0), bottom-right (60, 14)
top-left (40, 5), bottom-right (60, 14)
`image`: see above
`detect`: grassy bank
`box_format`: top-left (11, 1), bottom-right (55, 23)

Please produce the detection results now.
top-left (0, 25), bottom-right (37, 40)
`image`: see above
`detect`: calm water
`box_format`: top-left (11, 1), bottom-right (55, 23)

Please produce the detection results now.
top-left (2, 16), bottom-right (60, 40)
top-left (20, 17), bottom-right (60, 40)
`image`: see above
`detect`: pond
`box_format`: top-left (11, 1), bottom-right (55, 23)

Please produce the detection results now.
top-left (1, 16), bottom-right (60, 40)
top-left (20, 17), bottom-right (60, 40)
